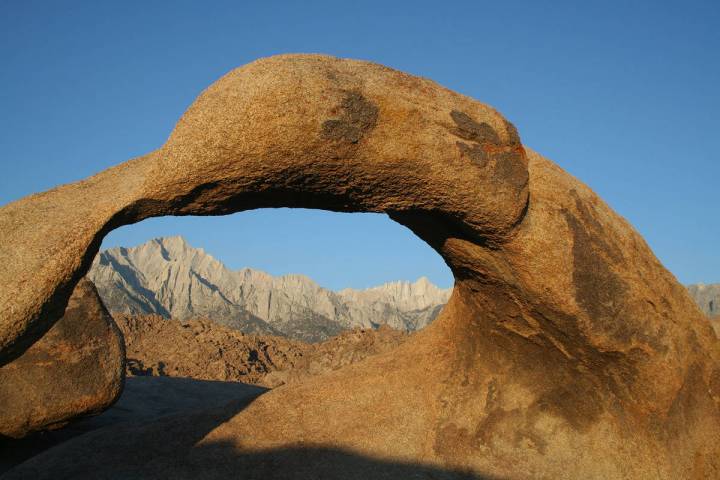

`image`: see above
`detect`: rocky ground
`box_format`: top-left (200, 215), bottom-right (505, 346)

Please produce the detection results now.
top-left (0, 376), bottom-right (266, 474)
top-left (1, 312), bottom-right (411, 474)
top-left (3, 309), bottom-right (718, 476)
top-left (116, 313), bottom-right (409, 388)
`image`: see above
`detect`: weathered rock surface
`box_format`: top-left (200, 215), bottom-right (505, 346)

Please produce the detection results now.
top-left (1, 55), bottom-right (719, 479)
top-left (0, 279), bottom-right (125, 439)
top-left (88, 236), bottom-right (450, 342)
top-left (116, 313), bottom-right (408, 387)
top-left (710, 316), bottom-right (720, 337)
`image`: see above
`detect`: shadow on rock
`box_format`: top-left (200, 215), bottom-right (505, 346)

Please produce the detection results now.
top-left (0, 376), bottom-right (266, 475)
top-left (2, 377), bottom-right (499, 479)
top-left (179, 443), bottom-right (502, 480)
top-left (6, 440), bottom-right (502, 479)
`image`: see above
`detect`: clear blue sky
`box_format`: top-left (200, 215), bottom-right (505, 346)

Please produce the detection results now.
top-left (1, 1), bottom-right (718, 290)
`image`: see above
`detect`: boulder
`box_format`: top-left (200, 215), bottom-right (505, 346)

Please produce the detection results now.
top-left (0, 279), bottom-right (125, 438)
top-left (0, 55), bottom-right (718, 479)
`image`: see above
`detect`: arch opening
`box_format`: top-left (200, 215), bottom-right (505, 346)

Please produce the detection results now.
top-left (94, 208), bottom-right (455, 344)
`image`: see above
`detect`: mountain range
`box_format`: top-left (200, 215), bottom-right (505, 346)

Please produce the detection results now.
top-left (89, 236), bottom-right (719, 342)
top-left (686, 283), bottom-right (720, 318)
top-left (88, 236), bottom-right (451, 342)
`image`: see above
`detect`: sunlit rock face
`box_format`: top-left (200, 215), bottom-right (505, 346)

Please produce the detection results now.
top-left (0, 279), bottom-right (125, 438)
top-left (0, 55), bottom-right (719, 479)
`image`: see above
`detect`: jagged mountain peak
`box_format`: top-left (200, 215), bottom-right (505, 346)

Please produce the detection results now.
top-left (89, 236), bottom-right (452, 342)
top-left (370, 276), bottom-right (447, 295)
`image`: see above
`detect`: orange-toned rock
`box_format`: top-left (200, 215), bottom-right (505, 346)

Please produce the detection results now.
top-left (710, 315), bottom-right (720, 337)
top-left (0, 279), bottom-right (125, 438)
top-left (0, 55), bottom-right (718, 479)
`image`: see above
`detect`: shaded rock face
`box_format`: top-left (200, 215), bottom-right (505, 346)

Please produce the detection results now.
top-left (0, 279), bottom-right (125, 439)
top-left (116, 313), bottom-right (408, 388)
top-left (0, 55), bottom-right (719, 479)
top-left (88, 236), bottom-right (451, 342)
top-left (0, 376), bottom-right (267, 475)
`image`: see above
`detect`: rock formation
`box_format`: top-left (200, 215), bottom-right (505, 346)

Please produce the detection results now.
top-left (117, 313), bottom-right (304, 385)
top-left (1, 376), bottom-right (266, 475)
top-left (88, 236), bottom-right (450, 341)
top-left (687, 283), bottom-right (720, 318)
top-left (116, 313), bottom-right (407, 387)
top-left (0, 279), bottom-right (125, 439)
top-left (1, 55), bottom-right (719, 479)
top-left (710, 316), bottom-right (720, 337)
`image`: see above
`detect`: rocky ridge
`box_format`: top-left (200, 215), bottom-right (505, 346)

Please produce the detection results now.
top-left (88, 236), bottom-right (450, 342)
top-left (115, 313), bottom-right (408, 388)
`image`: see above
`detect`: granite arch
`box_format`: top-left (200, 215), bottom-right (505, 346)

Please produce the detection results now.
top-left (1, 55), bottom-right (718, 479)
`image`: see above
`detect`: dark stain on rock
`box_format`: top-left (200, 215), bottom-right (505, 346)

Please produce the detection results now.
top-left (492, 150), bottom-right (529, 191)
top-left (666, 363), bottom-right (712, 438)
top-left (563, 194), bottom-right (667, 350)
top-left (535, 380), bottom-right (604, 432)
top-left (450, 110), bottom-right (501, 145)
top-left (456, 141), bottom-right (489, 167)
top-left (321, 91), bottom-right (378, 143)
top-left (450, 110), bottom-right (529, 190)
top-left (563, 208), bottom-right (628, 341)
top-left (473, 407), bottom-right (511, 447)
top-left (503, 119), bottom-right (522, 146)
top-left (484, 378), bottom-right (499, 412)
top-left (570, 190), bottom-right (622, 263)
top-left (565, 194), bottom-right (672, 354)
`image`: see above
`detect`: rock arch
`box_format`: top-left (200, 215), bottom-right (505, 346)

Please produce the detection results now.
top-left (0, 55), bottom-right (718, 478)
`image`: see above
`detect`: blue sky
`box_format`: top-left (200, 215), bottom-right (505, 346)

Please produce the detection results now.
top-left (1, 1), bottom-right (718, 290)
